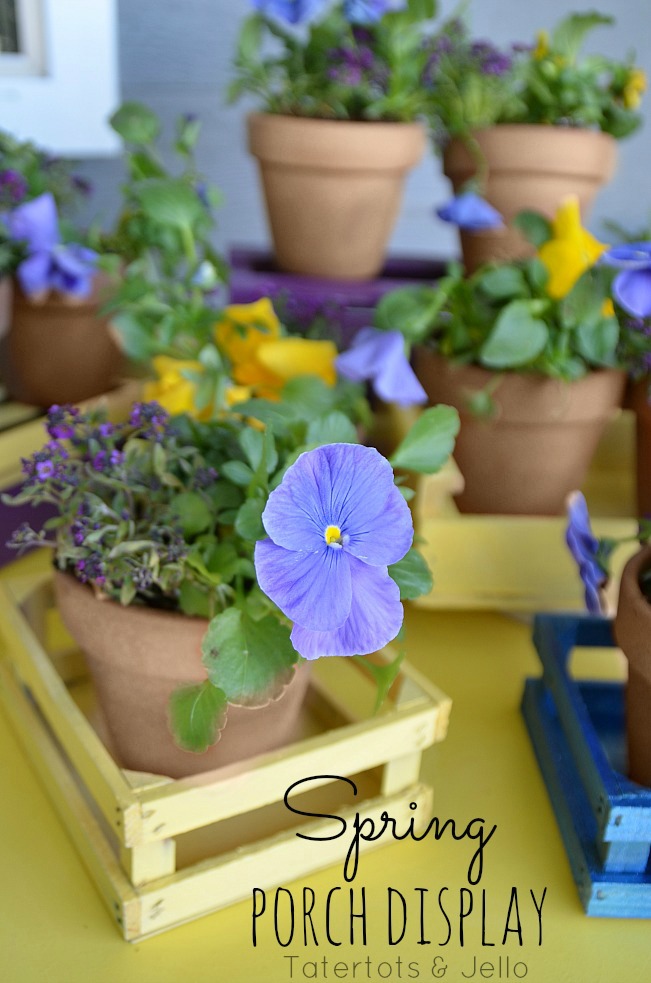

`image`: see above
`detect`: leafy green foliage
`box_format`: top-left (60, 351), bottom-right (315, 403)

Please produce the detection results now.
top-left (201, 608), bottom-right (297, 707)
top-left (423, 11), bottom-right (643, 147)
top-left (382, 253), bottom-right (623, 382)
top-left (229, 3), bottom-right (439, 122)
top-left (388, 549), bottom-right (433, 600)
top-left (169, 681), bottom-right (228, 753)
top-left (355, 650), bottom-right (405, 715)
top-left (97, 104), bottom-right (227, 362)
top-left (391, 405), bottom-right (460, 474)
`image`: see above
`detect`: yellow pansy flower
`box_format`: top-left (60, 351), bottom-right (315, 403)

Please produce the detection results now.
top-left (143, 356), bottom-right (212, 420)
top-left (538, 196), bottom-right (608, 299)
top-left (623, 67), bottom-right (647, 109)
top-left (215, 298), bottom-right (281, 387)
top-left (256, 338), bottom-right (337, 388)
top-left (533, 30), bottom-right (549, 60)
top-left (215, 297), bottom-right (337, 399)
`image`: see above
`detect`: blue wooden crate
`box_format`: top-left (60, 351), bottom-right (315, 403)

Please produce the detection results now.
top-left (522, 613), bottom-right (651, 917)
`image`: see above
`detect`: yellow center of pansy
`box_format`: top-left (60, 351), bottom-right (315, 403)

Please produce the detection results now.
top-left (325, 525), bottom-right (343, 546)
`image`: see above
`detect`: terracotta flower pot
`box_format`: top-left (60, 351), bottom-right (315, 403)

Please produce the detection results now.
top-left (54, 571), bottom-right (311, 779)
top-left (442, 125), bottom-right (617, 272)
top-left (413, 350), bottom-right (625, 515)
top-left (247, 113), bottom-right (426, 280)
top-left (614, 545), bottom-right (651, 788)
top-left (630, 378), bottom-right (651, 516)
top-left (0, 278), bottom-right (123, 407)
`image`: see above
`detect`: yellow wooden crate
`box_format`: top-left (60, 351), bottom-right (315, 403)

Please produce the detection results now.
top-left (412, 410), bottom-right (638, 613)
top-left (0, 568), bottom-right (451, 942)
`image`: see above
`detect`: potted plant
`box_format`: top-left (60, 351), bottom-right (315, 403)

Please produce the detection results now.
top-left (599, 240), bottom-right (651, 514)
top-left (374, 198), bottom-right (629, 515)
top-left (5, 304), bottom-right (458, 777)
top-left (95, 102), bottom-right (230, 368)
top-left (229, 0), bottom-right (437, 279)
top-left (424, 11), bottom-right (645, 271)
top-left (565, 492), bottom-right (651, 788)
top-left (0, 130), bottom-right (122, 405)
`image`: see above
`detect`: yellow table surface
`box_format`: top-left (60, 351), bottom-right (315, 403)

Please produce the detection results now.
top-left (1, 592), bottom-right (650, 983)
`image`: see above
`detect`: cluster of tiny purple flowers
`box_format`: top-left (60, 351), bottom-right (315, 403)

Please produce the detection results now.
top-left (0, 168), bottom-right (28, 207)
top-left (326, 40), bottom-right (387, 89)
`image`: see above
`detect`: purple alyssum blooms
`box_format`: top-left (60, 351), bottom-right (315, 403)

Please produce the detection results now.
top-left (336, 327), bottom-right (427, 406)
top-left (254, 443), bottom-right (413, 660)
top-left (565, 491), bottom-right (606, 615)
top-left (0, 168), bottom-right (28, 205)
top-left (600, 242), bottom-right (651, 319)
top-left (251, 0), bottom-right (327, 25)
top-left (436, 192), bottom-right (504, 231)
top-left (7, 192), bottom-right (98, 299)
top-left (46, 404), bottom-right (80, 440)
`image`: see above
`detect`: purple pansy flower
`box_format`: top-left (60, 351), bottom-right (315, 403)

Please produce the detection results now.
top-left (7, 192), bottom-right (98, 299)
top-left (565, 491), bottom-right (606, 615)
top-left (254, 443), bottom-right (413, 659)
top-left (336, 326), bottom-right (427, 406)
top-left (436, 192), bottom-right (504, 231)
top-left (600, 242), bottom-right (651, 319)
top-left (343, 0), bottom-right (405, 24)
top-left (251, 0), bottom-right (327, 24)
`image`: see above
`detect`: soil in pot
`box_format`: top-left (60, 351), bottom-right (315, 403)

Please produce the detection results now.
top-left (413, 350), bottom-right (625, 515)
top-left (54, 571), bottom-right (311, 779)
top-left (442, 125), bottom-right (617, 272)
top-left (0, 279), bottom-right (123, 407)
top-left (614, 545), bottom-right (651, 788)
top-left (247, 113), bottom-right (426, 280)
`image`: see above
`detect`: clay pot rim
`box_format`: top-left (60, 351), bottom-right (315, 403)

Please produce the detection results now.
top-left (416, 348), bottom-right (625, 386)
top-left (53, 568), bottom-right (210, 631)
top-left (247, 111), bottom-right (426, 170)
top-left (247, 110), bottom-right (425, 132)
top-left (616, 545), bottom-right (651, 629)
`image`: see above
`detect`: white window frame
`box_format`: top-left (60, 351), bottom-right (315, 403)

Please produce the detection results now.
top-left (0, 0), bottom-right (120, 156)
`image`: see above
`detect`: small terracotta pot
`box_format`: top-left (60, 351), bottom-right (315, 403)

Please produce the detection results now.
top-left (54, 571), bottom-right (311, 778)
top-left (0, 278), bottom-right (123, 407)
top-left (247, 113), bottom-right (426, 280)
top-left (0, 276), bottom-right (11, 338)
top-left (442, 125), bottom-right (617, 272)
top-left (630, 378), bottom-right (651, 515)
top-left (413, 351), bottom-right (625, 515)
top-left (614, 545), bottom-right (651, 788)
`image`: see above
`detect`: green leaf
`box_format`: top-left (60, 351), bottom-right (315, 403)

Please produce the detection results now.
top-left (551, 12), bottom-right (613, 62)
top-left (355, 650), bottom-right (405, 715)
top-left (388, 549), bottom-right (433, 601)
top-left (476, 265), bottom-right (529, 300)
top-left (178, 581), bottom-right (211, 618)
top-left (306, 411), bottom-right (358, 446)
top-left (240, 428), bottom-right (265, 471)
top-left (110, 101), bottom-right (160, 145)
top-left (513, 211), bottom-right (553, 249)
top-left (576, 318), bottom-right (619, 365)
top-left (109, 311), bottom-right (155, 361)
top-left (136, 179), bottom-right (203, 230)
top-left (390, 405), bottom-right (460, 474)
top-left (169, 681), bottom-right (228, 753)
top-left (221, 460), bottom-right (254, 487)
top-left (234, 497), bottom-right (266, 542)
top-left (374, 286), bottom-right (446, 344)
top-left (171, 492), bottom-right (213, 537)
top-left (480, 301), bottom-right (549, 368)
top-left (281, 377), bottom-right (335, 421)
top-left (202, 609), bottom-right (298, 707)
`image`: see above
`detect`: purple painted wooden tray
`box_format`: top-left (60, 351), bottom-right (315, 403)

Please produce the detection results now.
top-left (228, 247), bottom-right (451, 346)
